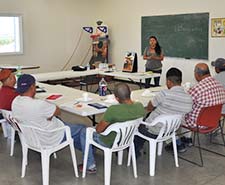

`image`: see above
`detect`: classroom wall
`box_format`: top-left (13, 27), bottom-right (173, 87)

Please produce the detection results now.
top-left (0, 0), bottom-right (100, 73)
top-left (96, 0), bottom-right (225, 84)
top-left (1, 0), bottom-right (225, 85)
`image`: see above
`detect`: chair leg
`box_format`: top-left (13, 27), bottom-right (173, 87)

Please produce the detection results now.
top-left (196, 132), bottom-right (204, 167)
top-left (222, 117), bottom-right (225, 135)
top-left (127, 147), bottom-right (131, 166)
top-left (1, 121), bottom-right (8, 138)
top-left (21, 145), bottom-right (28, 178)
top-left (172, 135), bottom-right (179, 167)
top-left (210, 132), bottom-right (213, 143)
top-left (219, 123), bottom-right (225, 146)
top-left (178, 132), bottom-right (203, 167)
top-left (157, 142), bottom-right (163, 156)
top-left (104, 150), bottom-right (112, 185)
top-left (149, 141), bottom-right (157, 176)
top-left (10, 128), bottom-right (15, 156)
top-left (69, 142), bottom-right (79, 177)
top-left (82, 142), bottom-right (90, 178)
top-left (117, 150), bottom-right (123, 165)
top-left (131, 143), bottom-right (138, 178)
top-left (41, 151), bottom-right (50, 185)
top-left (193, 132), bottom-right (196, 146)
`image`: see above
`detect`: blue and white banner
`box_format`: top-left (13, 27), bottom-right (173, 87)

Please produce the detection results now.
top-left (82, 27), bottom-right (93, 34)
top-left (97, 26), bottom-right (107, 33)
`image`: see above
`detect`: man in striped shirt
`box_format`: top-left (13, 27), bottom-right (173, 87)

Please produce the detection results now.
top-left (134, 68), bottom-right (193, 155)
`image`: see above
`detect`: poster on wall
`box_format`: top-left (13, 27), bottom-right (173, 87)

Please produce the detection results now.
top-left (122, 52), bottom-right (138, 73)
top-left (211, 18), bottom-right (225, 37)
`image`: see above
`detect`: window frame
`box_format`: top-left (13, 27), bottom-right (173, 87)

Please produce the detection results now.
top-left (0, 13), bottom-right (24, 56)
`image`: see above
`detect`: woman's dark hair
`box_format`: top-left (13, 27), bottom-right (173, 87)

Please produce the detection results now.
top-left (149, 36), bottom-right (162, 55)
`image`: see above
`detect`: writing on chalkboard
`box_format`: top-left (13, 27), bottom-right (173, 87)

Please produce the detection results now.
top-left (141, 13), bottom-right (209, 59)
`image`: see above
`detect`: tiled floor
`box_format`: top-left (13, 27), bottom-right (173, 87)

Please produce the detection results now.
top-left (0, 131), bottom-right (225, 185)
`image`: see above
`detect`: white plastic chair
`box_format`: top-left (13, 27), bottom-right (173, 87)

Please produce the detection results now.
top-left (82, 117), bottom-right (142, 185)
top-left (18, 124), bottom-right (79, 185)
top-left (129, 114), bottom-right (182, 176)
top-left (1, 109), bottom-right (19, 156)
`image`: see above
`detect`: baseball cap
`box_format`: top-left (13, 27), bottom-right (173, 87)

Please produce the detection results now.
top-left (16, 74), bottom-right (36, 94)
top-left (0, 69), bottom-right (14, 81)
top-left (211, 58), bottom-right (225, 70)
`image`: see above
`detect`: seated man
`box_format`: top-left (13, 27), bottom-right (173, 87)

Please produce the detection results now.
top-left (212, 58), bottom-right (225, 114)
top-left (183, 63), bottom-right (225, 140)
top-left (79, 83), bottom-right (145, 173)
top-left (0, 69), bottom-right (19, 111)
top-left (134, 67), bottom-right (193, 154)
top-left (12, 74), bottom-right (85, 149)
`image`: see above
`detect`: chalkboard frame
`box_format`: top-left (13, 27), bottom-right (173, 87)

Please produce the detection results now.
top-left (141, 13), bottom-right (209, 59)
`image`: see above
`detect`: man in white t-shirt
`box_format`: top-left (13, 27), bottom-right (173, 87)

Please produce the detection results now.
top-left (12, 74), bottom-right (85, 148)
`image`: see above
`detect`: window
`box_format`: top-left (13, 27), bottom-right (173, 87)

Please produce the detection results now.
top-left (0, 14), bottom-right (23, 55)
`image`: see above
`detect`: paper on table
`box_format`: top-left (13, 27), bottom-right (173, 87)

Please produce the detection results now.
top-left (103, 95), bottom-right (117, 104)
top-left (46, 94), bottom-right (63, 100)
top-left (104, 98), bottom-right (118, 104)
top-left (76, 97), bottom-right (93, 102)
top-left (141, 89), bottom-right (156, 97)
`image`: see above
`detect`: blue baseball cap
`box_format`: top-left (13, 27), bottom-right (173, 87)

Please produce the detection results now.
top-left (16, 74), bottom-right (36, 93)
top-left (211, 58), bottom-right (225, 70)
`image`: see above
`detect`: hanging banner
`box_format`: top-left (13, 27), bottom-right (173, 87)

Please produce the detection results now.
top-left (97, 26), bottom-right (107, 34)
top-left (82, 27), bottom-right (93, 34)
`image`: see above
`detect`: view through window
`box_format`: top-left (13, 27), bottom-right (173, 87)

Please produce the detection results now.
top-left (0, 15), bottom-right (23, 55)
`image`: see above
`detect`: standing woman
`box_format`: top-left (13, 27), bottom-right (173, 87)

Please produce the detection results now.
top-left (143, 36), bottom-right (164, 87)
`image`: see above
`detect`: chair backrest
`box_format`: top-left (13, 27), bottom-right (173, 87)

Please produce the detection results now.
top-left (149, 114), bottom-right (183, 141)
top-left (1, 109), bottom-right (21, 132)
top-left (197, 104), bottom-right (222, 130)
top-left (18, 124), bottom-right (66, 150)
top-left (102, 117), bottom-right (142, 150)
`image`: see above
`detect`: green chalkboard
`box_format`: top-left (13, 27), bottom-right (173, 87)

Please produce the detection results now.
top-left (141, 13), bottom-right (209, 59)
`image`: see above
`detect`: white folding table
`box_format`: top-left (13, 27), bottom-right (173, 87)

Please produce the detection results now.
top-left (33, 69), bottom-right (161, 89)
top-left (36, 82), bottom-right (164, 125)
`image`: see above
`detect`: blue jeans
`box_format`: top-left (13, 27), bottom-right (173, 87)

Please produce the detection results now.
top-left (80, 127), bottom-right (109, 169)
top-left (63, 123), bottom-right (86, 151)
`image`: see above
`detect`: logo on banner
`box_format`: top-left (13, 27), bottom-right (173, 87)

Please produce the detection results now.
top-left (82, 27), bottom-right (93, 34)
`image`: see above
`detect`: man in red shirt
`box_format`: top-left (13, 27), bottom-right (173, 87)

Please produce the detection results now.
top-left (0, 69), bottom-right (19, 110)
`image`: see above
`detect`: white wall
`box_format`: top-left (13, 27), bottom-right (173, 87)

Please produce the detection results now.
top-left (1, 0), bottom-right (225, 84)
top-left (97, 0), bottom-right (225, 84)
top-left (0, 0), bottom-right (101, 73)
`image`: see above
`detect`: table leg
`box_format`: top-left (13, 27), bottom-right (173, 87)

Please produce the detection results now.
top-left (87, 115), bottom-right (97, 126)
top-left (139, 80), bottom-right (143, 89)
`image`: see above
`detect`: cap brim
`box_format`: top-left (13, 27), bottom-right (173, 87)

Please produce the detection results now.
top-left (211, 61), bottom-right (215, 66)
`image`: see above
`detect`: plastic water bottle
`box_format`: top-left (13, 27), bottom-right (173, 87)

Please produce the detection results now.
top-left (16, 65), bottom-right (22, 79)
top-left (86, 63), bottom-right (90, 70)
top-left (99, 77), bottom-right (107, 96)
